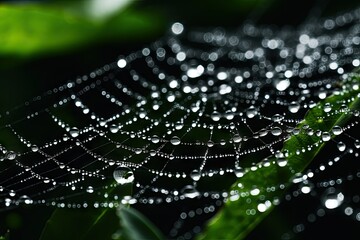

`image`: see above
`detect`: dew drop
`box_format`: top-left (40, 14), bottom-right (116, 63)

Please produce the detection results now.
top-left (246, 106), bottom-right (257, 118)
top-left (190, 169), bottom-right (201, 181)
top-left (250, 186), bottom-right (260, 196)
top-left (6, 151), bottom-right (17, 160)
top-left (86, 186), bottom-right (94, 193)
top-left (276, 157), bottom-right (288, 167)
top-left (31, 145), bottom-right (39, 152)
top-left (170, 136), bottom-right (181, 145)
top-left (9, 190), bottom-right (16, 197)
top-left (210, 111), bottom-right (221, 121)
top-left (181, 185), bottom-right (200, 199)
top-left (300, 182), bottom-right (312, 194)
top-left (321, 132), bottom-right (331, 142)
top-left (332, 126), bottom-right (343, 135)
top-left (233, 134), bottom-right (242, 143)
top-left (322, 187), bottom-right (344, 209)
top-left (275, 79), bottom-right (290, 91)
top-left (271, 127), bottom-right (282, 136)
top-left (113, 166), bottom-right (135, 185)
top-left (355, 139), bottom-right (360, 149)
top-left (151, 135), bottom-right (160, 144)
top-left (110, 124), bottom-right (119, 133)
top-left (271, 114), bottom-right (284, 122)
top-left (234, 166), bottom-right (244, 178)
top-left (337, 141), bottom-right (346, 152)
top-left (323, 103), bottom-right (332, 113)
top-left (288, 101), bottom-right (300, 113)
top-left (69, 127), bottom-right (80, 138)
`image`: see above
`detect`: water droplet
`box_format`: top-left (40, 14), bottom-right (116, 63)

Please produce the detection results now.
top-left (190, 169), bottom-right (201, 181)
top-left (288, 101), bottom-right (300, 113)
top-left (322, 187), bottom-right (344, 209)
top-left (275, 79), bottom-right (290, 91)
top-left (171, 22), bottom-right (184, 35)
top-left (151, 135), bottom-right (160, 144)
top-left (233, 134), bottom-right (242, 143)
top-left (69, 127), bottom-right (79, 138)
top-left (321, 132), bottom-right (331, 142)
top-left (337, 142), bottom-right (346, 152)
top-left (250, 186), bottom-right (260, 196)
top-left (9, 190), bottom-right (16, 197)
top-left (175, 122), bottom-right (184, 130)
top-left (300, 182), bottom-right (313, 194)
top-left (170, 136), bottom-right (181, 145)
top-left (210, 111), bottom-right (221, 121)
top-left (187, 65), bottom-right (204, 78)
top-left (19, 195), bottom-right (33, 205)
top-left (277, 157), bottom-right (288, 167)
top-left (207, 140), bottom-right (214, 147)
top-left (246, 106), bottom-right (257, 118)
top-left (354, 139), bottom-right (360, 149)
top-left (110, 124), bottom-right (119, 133)
top-left (117, 59), bottom-right (127, 68)
top-left (323, 103), bottom-right (332, 113)
top-left (271, 127), bottom-right (282, 136)
top-left (181, 185), bottom-right (200, 199)
top-left (113, 166), bottom-right (134, 185)
top-left (31, 145), bottom-right (39, 152)
top-left (6, 151), bottom-right (17, 160)
top-left (86, 186), bottom-right (94, 193)
top-left (134, 148), bottom-right (142, 154)
top-left (332, 126), bottom-right (343, 135)
top-left (271, 114), bottom-right (284, 122)
top-left (234, 166), bottom-right (244, 178)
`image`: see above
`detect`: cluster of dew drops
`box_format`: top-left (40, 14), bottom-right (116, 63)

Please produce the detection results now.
top-left (1, 6), bottom-right (360, 239)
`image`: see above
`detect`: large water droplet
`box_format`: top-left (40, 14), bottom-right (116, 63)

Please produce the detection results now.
top-left (288, 101), bottom-right (300, 113)
top-left (170, 136), bottom-right (181, 145)
top-left (190, 169), bottom-right (201, 181)
top-left (271, 114), bottom-right (284, 122)
top-left (113, 166), bottom-right (134, 185)
top-left (321, 132), bottom-right (331, 142)
top-left (86, 186), bottom-right (94, 193)
top-left (337, 141), bottom-right (346, 152)
top-left (276, 157), bottom-right (288, 167)
top-left (151, 135), bottom-right (160, 144)
top-left (6, 151), bottom-right (17, 160)
top-left (246, 106), bottom-right (257, 118)
top-left (31, 145), bottom-right (39, 152)
top-left (322, 187), bottom-right (344, 209)
top-left (234, 166), bottom-right (244, 178)
top-left (181, 185), bottom-right (200, 199)
top-left (69, 127), bottom-right (80, 138)
top-left (275, 79), bottom-right (290, 91)
top-left (323, 103), bottom-right (332, 113)
top-left (210, 111), bottom-right (221, 121)
top-left (332, 126), bottom-right (343, 135)
top-left (110, 124), bottom-right (119, 133)
top-left (271, 127), bottom-right (282, 136)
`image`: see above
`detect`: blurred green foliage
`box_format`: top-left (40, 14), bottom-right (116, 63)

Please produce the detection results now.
top-left (0, 1), bottom-right (165, 57)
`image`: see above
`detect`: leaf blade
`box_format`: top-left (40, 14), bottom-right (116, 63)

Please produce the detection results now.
top-left (197, 73), bottom-right (360, 240)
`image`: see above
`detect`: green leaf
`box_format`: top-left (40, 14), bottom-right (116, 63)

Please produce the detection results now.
top-left (116, 206), bottom-right (165, 240)
top-left (40, 182), bottom-right (134, 240)
top-left (0, 2), bottom-right (165, 56)
top-left (39, 207), bottom-right (119, 240)
top-left (197, 73), bottom-right (360, 240)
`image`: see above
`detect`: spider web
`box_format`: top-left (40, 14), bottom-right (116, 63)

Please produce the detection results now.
top-left (1, 7), bottom-right (360, 239)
